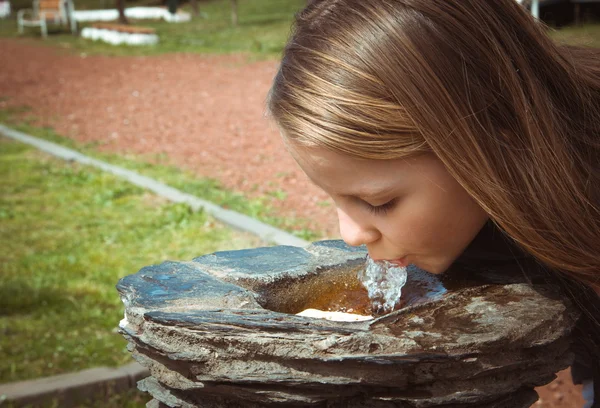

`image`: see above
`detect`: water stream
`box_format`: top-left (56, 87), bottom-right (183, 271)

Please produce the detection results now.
top-left (358, 256), bottom-right (409, 314)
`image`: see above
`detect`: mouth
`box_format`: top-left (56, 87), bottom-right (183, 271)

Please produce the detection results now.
top-left (371, 256), bottom-right (409, 267)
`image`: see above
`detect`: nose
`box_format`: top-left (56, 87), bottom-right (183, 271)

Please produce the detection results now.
top-left (337, 207), bottom-right (379, 247)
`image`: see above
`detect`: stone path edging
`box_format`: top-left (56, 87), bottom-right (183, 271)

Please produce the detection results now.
top-left (0, 123), bottom-right (307, 405)
top-left (0, 362), bottom-right (150, 406)
top-left (0, 124), bottom-right (309, 247)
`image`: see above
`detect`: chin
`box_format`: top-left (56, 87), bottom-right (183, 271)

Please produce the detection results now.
top-left (413, 261), bottom-right (449, 275)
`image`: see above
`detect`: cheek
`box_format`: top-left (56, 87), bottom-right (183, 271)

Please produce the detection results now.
top-left (383, 182), bottom-right (487, 272)
top-left (426, 193), bottom-right (488, 268)
top-left (378, 203), bottom-right (439, 250)
top-left (389, 191), bottom-right (457, 243)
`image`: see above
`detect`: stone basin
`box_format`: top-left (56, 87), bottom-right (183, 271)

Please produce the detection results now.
top-left (117, 240), bottom-right (579, 408)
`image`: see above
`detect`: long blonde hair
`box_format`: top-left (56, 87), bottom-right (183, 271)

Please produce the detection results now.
top-left (268, 0), bottom-right (600, 294)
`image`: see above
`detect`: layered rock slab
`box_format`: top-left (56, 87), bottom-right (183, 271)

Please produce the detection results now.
top-left (116, 240), bottom-right (578, 407)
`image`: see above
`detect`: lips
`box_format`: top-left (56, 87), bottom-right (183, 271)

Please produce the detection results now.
top-left (388, 257), bottom-right (409, 267)
top-left (369, 254), bottom-right (409, 267)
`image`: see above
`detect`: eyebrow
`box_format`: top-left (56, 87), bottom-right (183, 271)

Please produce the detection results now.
top-left (337, 186), bottom-right (392, 199)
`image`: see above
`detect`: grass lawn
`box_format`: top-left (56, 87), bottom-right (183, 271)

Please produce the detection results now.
top-left (550, 22), bottom-right (600, 48)
top-left (0, 0), bottom-right (599, 58)
top-left (0, 3), bottom-right (598, 404)
top-left (0, 136), bottom-right (262, 385)
top-left (0, 107), bottom-right (320, 241)
top-left (0, 0), bottom-right (306, 58)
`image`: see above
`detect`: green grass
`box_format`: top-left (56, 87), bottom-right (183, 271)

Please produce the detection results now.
top-left (0, 0), bottom-right (305, 58)
top-left (1, 0), bottom-right (600, 58)
top-left (549, 22), bottom-right (600, 48)
top-left (0, 137), bottom-right (262, 384)
top-left (0, 107), bottom-right (321, 241)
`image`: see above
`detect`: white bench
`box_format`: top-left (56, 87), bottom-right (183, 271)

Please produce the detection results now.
top-left (17, 0), bottom-right (76, 38)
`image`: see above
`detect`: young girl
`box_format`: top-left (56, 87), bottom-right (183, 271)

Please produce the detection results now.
top-left (267, 0), bottom-right (599, 406)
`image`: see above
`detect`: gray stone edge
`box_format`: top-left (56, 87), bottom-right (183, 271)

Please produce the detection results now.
top-left (0, 125), bottom-right (307, 403)
top-left (0, 124), bottom-right (310, 248)
top-left (0, 362), bottom-right (150, 406)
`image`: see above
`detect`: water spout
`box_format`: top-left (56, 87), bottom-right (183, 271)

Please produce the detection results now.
top-left (359, 256), bottom-right (408, 314)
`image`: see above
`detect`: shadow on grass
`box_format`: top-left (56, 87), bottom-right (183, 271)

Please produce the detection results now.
top-left (0, 281), bottom-right (79, 317)
top-left (239, 15), bottom-right (292, 27)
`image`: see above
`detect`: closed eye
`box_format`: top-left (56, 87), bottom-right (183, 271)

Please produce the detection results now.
top-left (366, 198), bottom-right (397, 216)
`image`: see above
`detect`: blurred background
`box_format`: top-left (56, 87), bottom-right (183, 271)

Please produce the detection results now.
top-left (0, 0), bottom-right (598, 406)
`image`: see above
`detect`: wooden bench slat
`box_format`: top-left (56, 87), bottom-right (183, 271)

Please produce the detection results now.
top-left (24, 11), bottom-right (59, 20)
top-left (39, 1), bottom-right (61, 8)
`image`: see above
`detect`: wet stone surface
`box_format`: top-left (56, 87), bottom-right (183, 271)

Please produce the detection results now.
top-left (117, 240), bottom-right (579, 407)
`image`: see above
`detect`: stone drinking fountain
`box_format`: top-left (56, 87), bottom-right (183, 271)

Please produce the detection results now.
top-left (117, 240), bottom-right (579, 408)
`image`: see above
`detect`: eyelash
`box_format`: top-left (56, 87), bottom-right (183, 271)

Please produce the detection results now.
top-left (366, 199), bottom-right (397, 216)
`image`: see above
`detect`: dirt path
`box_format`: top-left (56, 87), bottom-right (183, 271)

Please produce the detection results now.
top-left (0, 39), bottom-right (586, 408)
top-left (0, 39), bottom-right (334, 235)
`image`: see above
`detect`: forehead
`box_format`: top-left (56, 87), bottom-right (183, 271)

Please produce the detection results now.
top-left (287, 144), bottom-right (422, 197)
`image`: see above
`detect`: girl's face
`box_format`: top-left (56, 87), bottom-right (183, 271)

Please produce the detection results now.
top-left (287, 143), bottom-right (489, 274)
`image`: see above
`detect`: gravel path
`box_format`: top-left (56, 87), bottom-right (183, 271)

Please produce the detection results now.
top-left (0, 38), bottom-right (335, 236)
top-left (0, 38), bottom-right (585, 408)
